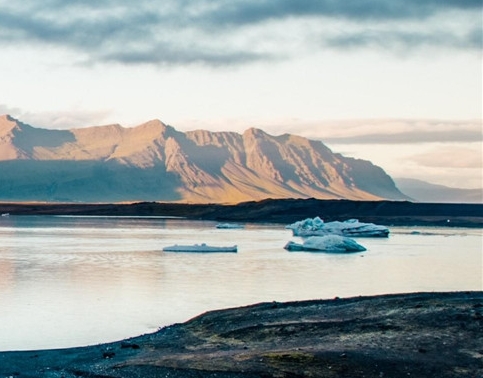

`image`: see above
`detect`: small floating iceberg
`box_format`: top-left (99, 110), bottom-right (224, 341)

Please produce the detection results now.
top-left (286, 217), bottom-right (389, 238)
top-left (215, 223), bottom-right (244, 229)
top-left (284, 235), bottom-right (366, 253)
top-left (163, 243), bottom-right (237, 253)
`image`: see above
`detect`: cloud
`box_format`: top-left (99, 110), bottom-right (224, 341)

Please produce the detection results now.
top-left (0, 105), bottom-right (113, 129)
top-left (408, 146), bottom-right (483, 168)
top-left (100, 46), bottom-right (268, 67)
top-left (282, 119), bottom-right (483, 145)
top-left (322, 129), bottom-right (482, 144)
top-left (0, 104), bottom-right (23, 116)
top-left (324, 27), bottom-right (482, 52)
top-left (0, 0), bottom-right (480, 66)
top-left (184, 0), bottom-right (481, 26)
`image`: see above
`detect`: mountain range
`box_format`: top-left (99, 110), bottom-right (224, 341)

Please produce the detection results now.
top-left (394, 178), bottom-right (482, 204)
top-left (0, 114), bottom-right (409, 203)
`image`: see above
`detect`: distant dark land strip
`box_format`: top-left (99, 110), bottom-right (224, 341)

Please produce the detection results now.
top-left (1, 198), bottom-right (482, 227)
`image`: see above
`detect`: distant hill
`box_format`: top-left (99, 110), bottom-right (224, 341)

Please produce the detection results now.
top-left (395, 178), bottom-right (482, 204)
top-left (0, 114), bottom-right (408, 203)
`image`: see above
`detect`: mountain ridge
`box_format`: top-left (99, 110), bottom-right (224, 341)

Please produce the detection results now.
top-left (394, 178), bottom-right (482, 204)
top-left (0, 114), bottom-right (407, 203)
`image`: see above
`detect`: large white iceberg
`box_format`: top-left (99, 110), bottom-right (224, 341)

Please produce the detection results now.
top-left (284, 235), bottom-right (366, 253)
top-left (286, 217), bottom-right (389, 238)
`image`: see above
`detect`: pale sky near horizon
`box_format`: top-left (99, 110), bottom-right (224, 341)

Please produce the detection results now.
top-left (0, 1), bottom-right (481, 189)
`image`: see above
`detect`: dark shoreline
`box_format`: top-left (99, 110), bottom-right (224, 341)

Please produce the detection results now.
top-left (0, 291), bottom-right (482, 377)
top-left (1, 198), bottom-right (482, 227)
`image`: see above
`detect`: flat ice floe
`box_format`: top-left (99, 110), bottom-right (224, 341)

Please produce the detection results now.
top-left (286, 217), bottom-right (389, 238)
top-left (163, 243), bottom-right (237, 253)
top-left (284, 235), bottom-right (366, 253)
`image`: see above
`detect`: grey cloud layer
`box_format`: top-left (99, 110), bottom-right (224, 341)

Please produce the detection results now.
top-left (0, 0), bottom-right (480, 66)
top-left (322, 129), bottom-right (482, 144)
top-left (202, 0), bottom-right (481, 25)
top-left (408, 146), bottom-right (483, 168)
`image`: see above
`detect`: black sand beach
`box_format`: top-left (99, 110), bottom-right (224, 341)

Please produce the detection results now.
top-left (0, 292), bottom-right (482, 377)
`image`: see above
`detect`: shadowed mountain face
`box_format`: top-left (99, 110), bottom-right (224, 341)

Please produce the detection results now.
top-left (0, 115), bottom-right (407, 203)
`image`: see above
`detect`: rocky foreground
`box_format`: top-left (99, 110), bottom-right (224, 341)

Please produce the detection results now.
top-left (1, 292), bottom-right (482, 378)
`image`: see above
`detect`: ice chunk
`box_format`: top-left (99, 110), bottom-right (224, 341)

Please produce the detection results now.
top-left (286, 217), bottom-right (389, 238)
top-left (284, 235), bottom-right (366, 253)
top-left (215, 223), bottom-right (244, 229)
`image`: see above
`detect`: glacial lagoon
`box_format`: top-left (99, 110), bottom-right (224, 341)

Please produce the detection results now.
top-left (0, 215), bottom-right (481, 351)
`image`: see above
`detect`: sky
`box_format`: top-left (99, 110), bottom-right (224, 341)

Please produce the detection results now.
top-left (0, 0), bottom-right (481, 189)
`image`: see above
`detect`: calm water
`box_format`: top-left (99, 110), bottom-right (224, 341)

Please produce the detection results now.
top-left (0, 215), bottom-right (481, 351)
